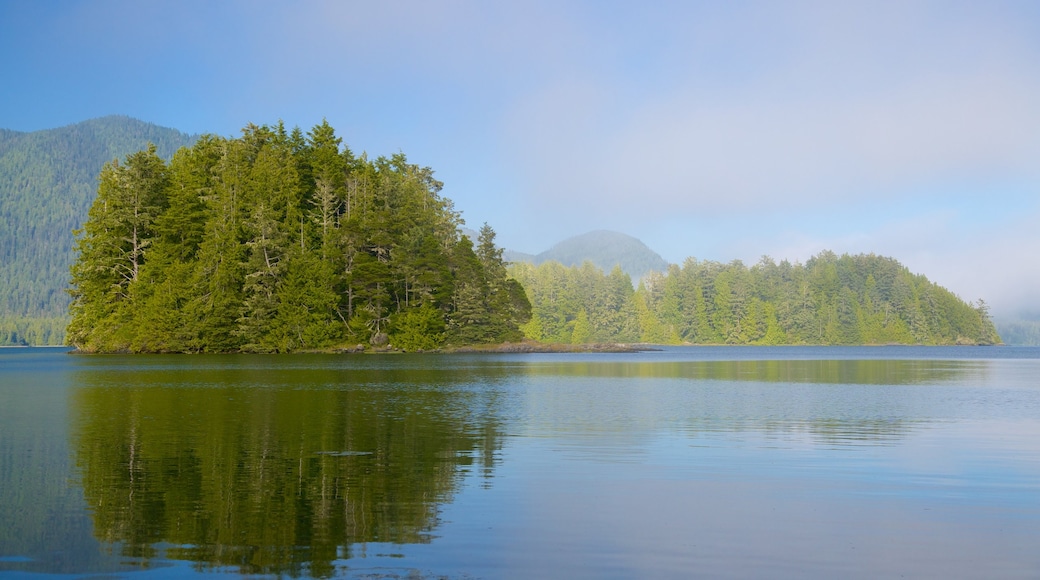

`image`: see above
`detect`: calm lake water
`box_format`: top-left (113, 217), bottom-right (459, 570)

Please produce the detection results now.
top-left (1, 346), bottom-right (1039, 579)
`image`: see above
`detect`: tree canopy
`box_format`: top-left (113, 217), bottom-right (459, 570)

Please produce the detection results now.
top-left (510, 252), bottom-right (1000, 346)
top-left (67, 121), bottom-right (529, 353)
top-left (59, 120), bottom-right (1002, 351)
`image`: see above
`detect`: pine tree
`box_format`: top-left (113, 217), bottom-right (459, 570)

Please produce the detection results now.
top-left (68, 144), bottom-right (169, 351)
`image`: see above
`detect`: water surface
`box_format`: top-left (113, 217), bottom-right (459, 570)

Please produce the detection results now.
top-left (1, 346), bottom-right (1039, 578)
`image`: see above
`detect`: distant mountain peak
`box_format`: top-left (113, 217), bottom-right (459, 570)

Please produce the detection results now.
top-left (504, 230), bottom-right (669, 282)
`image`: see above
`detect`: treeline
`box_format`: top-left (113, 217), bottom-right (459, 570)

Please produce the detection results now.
top-left (0, 316), bottom-right (66, 346)
top-left (510, 252), bottom-right (1000, 345)
top-left (68, 121), bottom-right (529, 353)
top-left (0, 116), bottom-right (197, 345)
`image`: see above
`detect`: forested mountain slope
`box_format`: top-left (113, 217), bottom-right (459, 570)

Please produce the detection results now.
top-left (511, 253), bottom-right (1000, 346)
top-left (0, 116), bottom-right (197, 345)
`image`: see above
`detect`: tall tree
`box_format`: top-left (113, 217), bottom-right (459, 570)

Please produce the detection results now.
top-left (67, 145), bottom-right (169, 350)
top-left (509, 251), bottom-right (1000, 347)
top-left (69, 120), bottom-right (528, 352)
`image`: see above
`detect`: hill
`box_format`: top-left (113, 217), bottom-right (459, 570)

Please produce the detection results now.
top-left (504, 230), bottom-right (669, 283)
top-left (510, 251), bottom-right (1001, 346)
top-left (0, 116), bottom-right (197, 345)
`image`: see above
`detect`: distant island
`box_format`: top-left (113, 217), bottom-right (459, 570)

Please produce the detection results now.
top-left (510, 252), bottom-right (999, 346)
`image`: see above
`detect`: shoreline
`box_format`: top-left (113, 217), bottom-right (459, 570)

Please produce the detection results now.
top-left (440, 341), bottom-right (658, 354)
top-left (57, 340), bottom-right (1005, 355)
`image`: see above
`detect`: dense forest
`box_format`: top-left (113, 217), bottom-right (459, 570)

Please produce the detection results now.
top-left (5, 117), bottom-right (1012, 349)
top-left (67, 121), bottom-right (529, 353)
top-left (510, 253), bottom-right (1000, 346)
top-left (0, 116), bottom-right (197, 345)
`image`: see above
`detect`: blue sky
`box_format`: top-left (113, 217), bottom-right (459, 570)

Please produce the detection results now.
top-left (2, 0), bottom-right (1039, 315)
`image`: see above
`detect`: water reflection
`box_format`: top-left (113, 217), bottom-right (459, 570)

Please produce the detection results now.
top-left (0, 352), bottom-right (105, 575)
top-left (511, 359), bottom-right (976, 448)
top-left (70, 360), bottom-right (505, 577)
top-left (520, 358), bottom-right (983, 385)
top-left (5, 349), bottom-right (1032, 578)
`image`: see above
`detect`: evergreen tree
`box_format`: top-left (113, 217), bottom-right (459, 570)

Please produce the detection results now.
top-left (67, 145), bottom-right (169, 351)
top-left (66, 122), bottom-right (998, 352)
top-left (68, 121), bottom-right (528, 353)
top-left (509, 251), bottom-right (1000, 347)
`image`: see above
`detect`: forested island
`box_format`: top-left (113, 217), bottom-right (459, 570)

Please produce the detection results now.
top-left (68, 121), bottom-right (529, 353)
top-left (511, 254), bottom-right (999, 346)
top-left (67, 120), bottom-right (998, 353)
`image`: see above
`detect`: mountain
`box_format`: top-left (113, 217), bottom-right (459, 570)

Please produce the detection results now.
top-left (0, 116), bottom-right (198, 345)
top-left (504, 230), bottom-right (669, 283)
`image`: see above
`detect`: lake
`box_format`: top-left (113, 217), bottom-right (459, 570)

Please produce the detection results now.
top-left (1, 346), bottom-right (1039, 579)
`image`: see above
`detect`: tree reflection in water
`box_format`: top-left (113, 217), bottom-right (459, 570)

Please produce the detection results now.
top-left (72, 366), bottom-right (504, 577)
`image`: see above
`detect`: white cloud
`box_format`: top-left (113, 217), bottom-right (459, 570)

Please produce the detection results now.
top-left (502, 7), bottom-right (1040, 219)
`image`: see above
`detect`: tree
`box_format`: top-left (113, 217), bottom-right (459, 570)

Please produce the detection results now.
top-left (68, 121), bottom-right (520, 352)
top-left (67, 144), bottom-right (169, 351)
top-left (507, 250), bottom-right (999, 347)
top-left (390, 302), bottom-right (446, 351)
top-left (570, 308), bottom-right (591, 344)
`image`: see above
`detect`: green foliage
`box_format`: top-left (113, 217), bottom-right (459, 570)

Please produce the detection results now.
top-left (8, 118), bottom-right (1005, 350)
top-left (390, 302), bottom-right (446, 351)
top-left (0, 116), bottom-right (197, 345)
top-left (67, 144), bottom-right (170, 351)
top-left (570, 308), bottom-right (591, 344)
top-left (510, 253), bottom-right (1001, 346)
top-left (67, 122), bottom-right (526, 353)
top-left (511, 260), bottom-right (637, 344)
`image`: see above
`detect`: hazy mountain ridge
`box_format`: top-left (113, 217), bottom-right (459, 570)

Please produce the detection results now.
top-left (0, 116), bottom-right (198, 344)
top-left (995, 314), bottom-right (1040, 346)
top-left (504, 230), bottom-right (669, 283)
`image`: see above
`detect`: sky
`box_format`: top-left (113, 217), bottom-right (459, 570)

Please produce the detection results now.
top-left (2, 0), bottom-right (1039, 316)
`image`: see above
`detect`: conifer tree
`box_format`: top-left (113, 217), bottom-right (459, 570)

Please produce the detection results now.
top-left (508, 251), bottom-right (999, 347)
top-left (68, 144), bottom-right (169, 350)
top-left (69, 121), bottom-right (528, 353)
